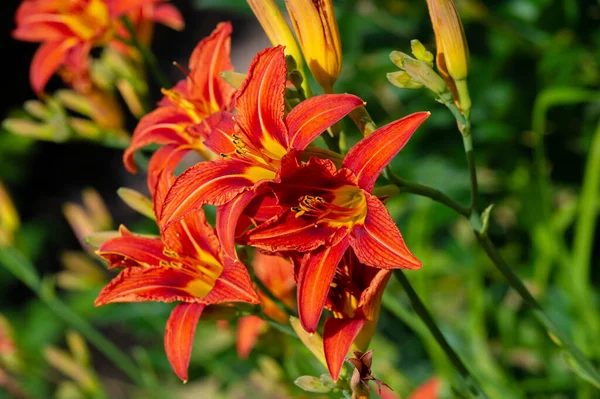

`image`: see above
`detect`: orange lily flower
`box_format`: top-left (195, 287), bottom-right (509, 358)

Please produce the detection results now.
top-left (159, 46), bottom-right (364, 250)
top-left (13, 0), bottom-right (183, 93)
top-left (94, 174), bottom-right (259, 382)
top-left (237, 251), bottom-right (295, 359)
top-left (242, 111), bottom-right (430, 333)
top-left (322, 250), bottom-right (391, 381)
top-left (123, 22), bottom-right (235, 195)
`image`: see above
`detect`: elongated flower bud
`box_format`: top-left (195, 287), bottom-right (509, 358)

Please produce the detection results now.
top-left (285, 0), bottom-right (342, 93)
top-left (247, 0), bottom-right (304, 69)
top-left (426, 0), bottom-right (471, 113)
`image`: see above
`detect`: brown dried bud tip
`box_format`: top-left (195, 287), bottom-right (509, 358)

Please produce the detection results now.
top-left (347, 350), bottom-right (391, 395)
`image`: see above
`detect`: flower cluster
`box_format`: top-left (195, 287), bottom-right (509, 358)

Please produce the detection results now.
top-left (88, 1), bottom-right (429, 385)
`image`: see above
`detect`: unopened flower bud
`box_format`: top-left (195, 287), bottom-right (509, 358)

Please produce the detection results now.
top-left (247, 0), bottom-right (304, 70)
top-left (294, 376), bottom-right (332, 393)
top-left (220, 71), bottom-right (247, 90)
top-left (285, 0), bottom-right (342, 93)
top-left (386, 71), bottom-right (424, 90)
top-left (389, 52), bottom-right (448, 96)
top-left (410, 39), bottom-right (434, 66)
top-left (426, 0), bottom-right (471, 113)
top-left (117, 188), bottom-right (155, 220)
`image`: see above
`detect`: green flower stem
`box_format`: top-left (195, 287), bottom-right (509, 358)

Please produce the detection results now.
top-left (387, 170), bottom-right (470, 217)
top-left (394, 270), bottom-right (489, 398)
top-left (119, 17), bottom-right (170, 89)
top-left (0, 246), bottom-right (149, 389)
top-left (462, 134), bottom-right (479, 213)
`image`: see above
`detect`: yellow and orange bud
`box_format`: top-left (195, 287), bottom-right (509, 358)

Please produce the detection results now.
top-left (247, 0), bottom-right (304, 69)
top-left (285, 0), bottom-right (342, 93)
top-left (426, 0), bottom-right (471, 114)
top-left (0, 183), bottom-right (20, 246)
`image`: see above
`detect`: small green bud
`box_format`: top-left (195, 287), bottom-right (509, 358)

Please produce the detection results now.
top-left (411, 39), bottom-right (434, 66)
top-left (117, 188), bottom-right (155, 220)
top-left (220, 71), bottom-right (247, 90)
top-left (402, 57), bottom-right (448, 95)
top-left (387, 71), bottom-right (425, 89)
top-left (294, 376), bottom-right (332, 393)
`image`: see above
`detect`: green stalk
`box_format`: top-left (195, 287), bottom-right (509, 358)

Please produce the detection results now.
top-left (394, 270), bottom-right (489, 398)
top-left (0, 246), bottom-right (149, 389)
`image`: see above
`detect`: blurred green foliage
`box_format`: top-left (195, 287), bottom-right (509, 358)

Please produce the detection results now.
top-left (1, 0), bottom-right (600, 398)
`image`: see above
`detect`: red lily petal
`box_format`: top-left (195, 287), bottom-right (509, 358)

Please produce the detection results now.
top-left (124, 106), bottom-right (193, 173)
top-left (163, 211), bottom-right (221, 267)
top-left (188, 22), bottom-right (235, 111)
top-left (350, 194), bottom-right (421, 269)
top-left (147, 144), bottom-right (191, 197)
top-left (356, 269), bottom-right (392, 320)
top-left (236, 315), bottom-right (266, 359)
top-left (286, 94), bottom-right (364, 150)
top-left (151, 3), bottom-right (184, 31)
top-left (298, 239), bottom-right (350, 333)
top-left (160, 159), bottom-right (272, 231)
top-left (106, 0), bottom-right (160, 18)
top-left (216, 190), bottom-right (257, 260)
top-left (243, 209), bottom-right (346, 253)
top-left (97, 234), bottom-right (169, 270)
top-left (30, 38), bottom-right (79, 93)
top-left (203, 257), bottom-right (259, 304)
top-left (165, 302), bottom-right (205, 383)
top-left (236, 46), bottom-right (289, 150)
top-left (323, 317), bottom-right (367, 381)
top-left (203, 112), bottom-right (237, 155)
top-left (342, 112), bottom-right (430, 192)
top-left (409, 378), bottom-right (441, 399)
top-left (94, 266), bottom-right (204, 306)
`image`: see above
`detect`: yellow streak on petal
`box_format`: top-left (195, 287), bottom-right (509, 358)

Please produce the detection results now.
top-left (246, 166), bottom-right (277, 183)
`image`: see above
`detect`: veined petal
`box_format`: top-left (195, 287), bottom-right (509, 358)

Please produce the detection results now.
top-left (203, 112), bottom-right (237, 155)
top-left (97, 234), bottom-right (169, 269)
top-left (203, 257), bottom-right (259, 304)
top-left (151, 3), bottom-right (184, 31)
top-left (30, 38), bottom-right (79, 93)
top-left (350, 195), bottom-right (421, 269)
top-left (236, 315), bottom-right (266, 359)
top-left (165, 302), bottom-right (205, 382)
top-left (160, 159), bottom-right (273, 231)
top-left (216, 190), bottom-right (257, 260)
top-left (243, 209), bottom-right (344, 253)
top-left (188, 22), bottom-right (235, 111)
top-left (357, 269), bottom-right (391, 320)
top-left (163, 211), bottom-right (222, 270)
top-left (297, 239), bottom-right (350, 333)
top-left (94, 266), bottom-right (206, 306)
top-left (323, 317), bottom-right (366, 381)
top-left (286, 94), bottom-right (364, 150)
top-left (147, 144), bottom-right (190, 198)
top-left (342, 112), bottom-right (430, 192)
top-left (236, 46), bottom-right (289, 152)
top-left (124, 106), bottom-right (193, 173)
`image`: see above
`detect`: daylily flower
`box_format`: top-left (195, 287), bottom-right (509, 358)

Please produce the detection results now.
top-left (94, 174), bottom-right (259, 382)
top-left (322, 250), bottom-right (391, 381)
top-left (237, 251), bottom-right (296, 359)
top-left (13, 0), bottom-right (183, 93)
top-left (159, 46), bottom-right (364, 248)
top-left (408, 378), bottom-right (441, 399)
top-left (242, 111), bottom-right (430, 333)
top-left (123, 22), bottom-right (236, 195)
